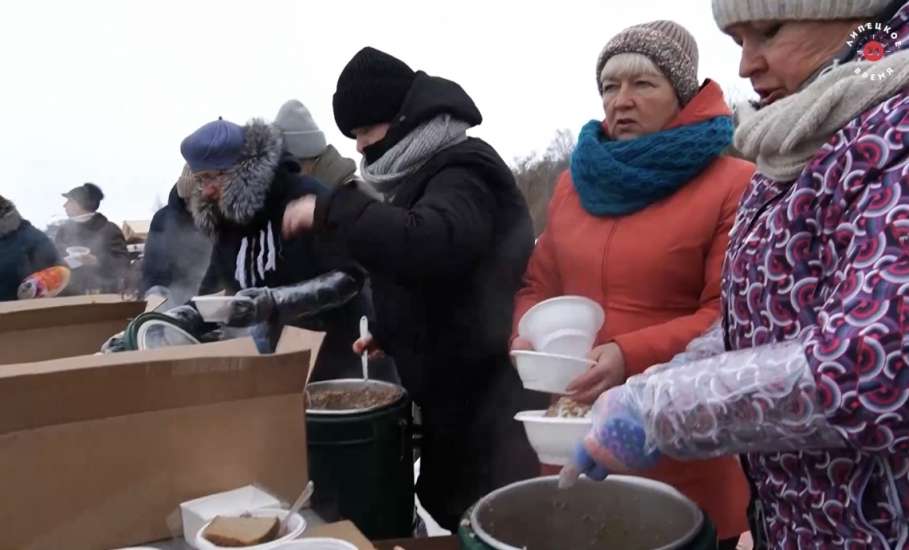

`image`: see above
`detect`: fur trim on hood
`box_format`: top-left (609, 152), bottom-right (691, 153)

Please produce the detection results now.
top-left (175, 163), bottom-right (195, 202)
top-left (0, 197), bottom-right (22, 238)
top-left (191, 119), bottom-right (284, 236)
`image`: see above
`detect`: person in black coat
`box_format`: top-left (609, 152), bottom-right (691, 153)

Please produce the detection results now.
top-left (283, 47), bottom-right (548, 530)
top-left (0, 195), bottom-right (61, 301)
top-left (141, 165), bottom-right (212, 308)
top-left (174, 117), bottom-right (366, 374)
top-left (54, 183), bottom-right (129, 294)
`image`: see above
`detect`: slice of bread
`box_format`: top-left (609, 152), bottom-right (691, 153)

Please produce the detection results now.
top-left (202, 515), bottom-right (281, 547)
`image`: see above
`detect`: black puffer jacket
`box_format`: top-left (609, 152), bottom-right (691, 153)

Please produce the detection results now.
top-left (54, 212), bottom-right (129, 294)
top-left (142, 185), bottom-right (212, 307)
top-left (194, 120), bottom-right (366, 380)
top-left (315, 73), bottom-right (547, 529)
top-left (0, 202), bottom-right (60, 301)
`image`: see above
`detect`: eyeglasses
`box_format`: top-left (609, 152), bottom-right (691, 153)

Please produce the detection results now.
top-left (194, 171), bottom-right (227, 184)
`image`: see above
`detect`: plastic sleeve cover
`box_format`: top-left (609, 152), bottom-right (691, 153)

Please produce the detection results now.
top-left (643, 320), bottom-right (726, 377)
top-left (624, 339), bottom-right (847, 459)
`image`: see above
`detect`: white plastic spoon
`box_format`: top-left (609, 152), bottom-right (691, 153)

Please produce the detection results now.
top-left (281, 480), bottom-right (315, 535)
top-left (359, 315), bottom-right (370, 381)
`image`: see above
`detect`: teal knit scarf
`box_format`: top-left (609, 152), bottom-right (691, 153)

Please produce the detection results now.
top-left (570, 116), bottom-right (733, 216)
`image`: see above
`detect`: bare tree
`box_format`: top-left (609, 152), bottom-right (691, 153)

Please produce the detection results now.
top-left (513, 129), bottom-right (575, 236)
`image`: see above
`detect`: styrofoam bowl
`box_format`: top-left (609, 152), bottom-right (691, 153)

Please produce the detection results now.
top-left (515, 410), bottom-right (592, 466)
top-left (192, 295), bottom-right (253, 323)
top-left (271, 539), bottom-right (358, 550)
top-left (180, 485), bottom-right (282, 547)
top-left (535, 328), bottom-right (597, 358)
top-left (518, 296), bottom-right (604, 357)
top-left (510, 350), bottom-right (594, 394)
top-left (65, 246), bottom-right (90, 257)
top-left (195, 508), bottom-right (306, 550)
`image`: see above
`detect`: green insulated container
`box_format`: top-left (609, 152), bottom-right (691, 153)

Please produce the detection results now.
top-left (306, 379), bottom-right (414, 539)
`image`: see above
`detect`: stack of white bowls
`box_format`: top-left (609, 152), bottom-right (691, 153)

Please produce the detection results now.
top-left (511, 296), bottom-right (604, 394)
top-left (511, 296), bottom-right (605, 465)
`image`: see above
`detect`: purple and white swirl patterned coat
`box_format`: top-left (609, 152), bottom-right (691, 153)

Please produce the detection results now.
top-left (607, 5), bottom-right (909, 548)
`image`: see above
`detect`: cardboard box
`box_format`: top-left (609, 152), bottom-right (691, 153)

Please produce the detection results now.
top-left (0, 295), bottom-right (147, 365)
top-left (0, 328), bottom-right (323, 550)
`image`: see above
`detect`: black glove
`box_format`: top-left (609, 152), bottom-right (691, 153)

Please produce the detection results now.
top-left (164, 304), bottom-right (207, 337)
top-left (226, 269), bottom-right (365, 328)
top-left (101, 331), bottom-right (128, 354)
top-left (226, 288), bottom-right (276, 328)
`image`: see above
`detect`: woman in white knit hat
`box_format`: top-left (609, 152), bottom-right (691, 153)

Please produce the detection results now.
top-left (564, 0), bottom-right (909, 547)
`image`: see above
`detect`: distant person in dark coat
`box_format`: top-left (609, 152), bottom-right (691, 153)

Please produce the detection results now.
top-left (54, 183), bottom-right (129, 294)
top-left (142, 164), bottom-right (212, 308)
top-left (0, 195), bottom-right (60, 301)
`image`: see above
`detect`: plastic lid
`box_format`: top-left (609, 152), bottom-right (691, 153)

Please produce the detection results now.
top-left (135, 319), bottom-right (199, 350)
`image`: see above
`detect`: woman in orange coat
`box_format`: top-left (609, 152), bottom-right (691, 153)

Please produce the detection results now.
top-left (512, 20), bottom-right (752, 548)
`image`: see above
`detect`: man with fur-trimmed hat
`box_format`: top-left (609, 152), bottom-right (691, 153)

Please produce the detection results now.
top-left (170, 116), bottom-right (367, 372)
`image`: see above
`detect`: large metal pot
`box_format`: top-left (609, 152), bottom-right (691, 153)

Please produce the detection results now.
top-left (464, 476), bottom-right (708, 550)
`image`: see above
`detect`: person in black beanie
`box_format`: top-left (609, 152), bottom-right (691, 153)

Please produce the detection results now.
top-left (283, 46), bottom-right (547, 530)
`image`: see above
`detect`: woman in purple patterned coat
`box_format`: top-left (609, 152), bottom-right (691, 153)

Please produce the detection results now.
top-left (562, 0), bottom-right (909, 547)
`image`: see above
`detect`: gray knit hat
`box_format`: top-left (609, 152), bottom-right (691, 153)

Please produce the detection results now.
top-left (275, 99), bottom-right (328, 159)
top-left (712, 0), bottom-right (893, 30)
top-left (596, 20), bottom-right (700, 105)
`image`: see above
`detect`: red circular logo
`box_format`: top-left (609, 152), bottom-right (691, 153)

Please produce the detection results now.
top-left (863, 40), bottom-right (886, 62)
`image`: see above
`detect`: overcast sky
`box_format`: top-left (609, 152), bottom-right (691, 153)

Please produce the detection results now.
top-left (1, 0), bottom-right (754, 228)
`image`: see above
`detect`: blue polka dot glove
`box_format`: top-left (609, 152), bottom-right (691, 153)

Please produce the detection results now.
top-left (559, 385), bottom-right (661, 488)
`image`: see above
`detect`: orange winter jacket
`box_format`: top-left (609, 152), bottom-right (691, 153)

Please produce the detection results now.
top-left (513, 81), bottom-right (753, 539)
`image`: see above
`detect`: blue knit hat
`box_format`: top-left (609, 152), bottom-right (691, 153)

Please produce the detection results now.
top-left (180, 118), bottom-right (247, 172)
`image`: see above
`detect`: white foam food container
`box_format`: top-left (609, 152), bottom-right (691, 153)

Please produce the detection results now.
top-left (510, 350), bottom-right (594, 394)
top-left (180, 485), bottom-right (282, 548)
top-left (515, 410), bottom-right (592, 466)
top-left (195, 508), bottom-right (306, 550)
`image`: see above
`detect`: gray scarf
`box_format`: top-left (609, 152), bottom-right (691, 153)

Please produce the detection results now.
top-left (735, 49), bottom-right (909, 182)
top-left (360, 114), bottom-right (470, 196)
